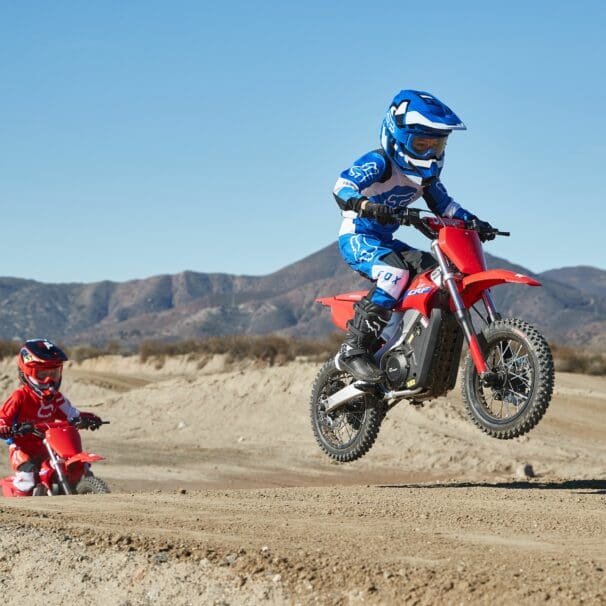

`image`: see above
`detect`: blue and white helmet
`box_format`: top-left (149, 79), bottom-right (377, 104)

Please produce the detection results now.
top-left (380, 90), bottom-right (466, 179)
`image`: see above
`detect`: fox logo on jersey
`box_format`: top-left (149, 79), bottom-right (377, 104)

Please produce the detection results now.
top-left (348, 162), bottom-right (380, 187)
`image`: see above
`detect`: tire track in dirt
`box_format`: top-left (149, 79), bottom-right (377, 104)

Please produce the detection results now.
top-left (0, 482), bottom-right (605, 605)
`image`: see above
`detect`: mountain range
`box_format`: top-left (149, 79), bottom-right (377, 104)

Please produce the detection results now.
top-left (0, 244), bottom-right (604, 351)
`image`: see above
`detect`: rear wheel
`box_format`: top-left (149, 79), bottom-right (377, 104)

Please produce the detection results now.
top-left (310, 358), bottom-right (385, 462)
top-left (462, 318), bottom-right (554, 439)
top-left (75, 475), bottom-right (111, 494)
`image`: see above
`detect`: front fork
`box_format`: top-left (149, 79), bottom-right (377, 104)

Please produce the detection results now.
top-left (431, 241), bottom-right (497, 384)
top-left (482, 291), bottom-right (500, 323)
top-left (43, 439), bottom-right (73, 495)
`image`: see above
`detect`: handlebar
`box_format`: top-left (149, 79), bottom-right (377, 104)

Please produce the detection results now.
top-left (397, 208), bottom-right (509, 241)
top-left (9, 419), bottom-right (109, 437)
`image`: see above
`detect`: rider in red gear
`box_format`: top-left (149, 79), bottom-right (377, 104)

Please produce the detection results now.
top-left (0, 339), bottom-right (101, 496)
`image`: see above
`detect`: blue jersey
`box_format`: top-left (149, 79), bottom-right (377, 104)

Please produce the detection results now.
top-left (333, 149), bottom-right (475, 241)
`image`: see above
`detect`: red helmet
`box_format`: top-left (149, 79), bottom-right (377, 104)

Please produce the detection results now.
top-left (17, 339), bottom-right (68, 401)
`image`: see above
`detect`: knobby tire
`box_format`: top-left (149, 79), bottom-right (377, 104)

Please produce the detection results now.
top-left (462, 318), bottom-right (554, 439)
top-left (310, 358), bottom-right (385, 462)
top-left (75, 475), bottom-right (111, 494)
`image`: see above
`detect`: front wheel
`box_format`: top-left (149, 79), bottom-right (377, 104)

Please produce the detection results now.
top-left (310, 358), bottom-right (385, 462)
top-left (75, 475), bottom-right (111, 494)
top-left (462, 318), bottom-right (554, 439)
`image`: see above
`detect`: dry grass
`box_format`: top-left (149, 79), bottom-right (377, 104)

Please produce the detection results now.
top-left (0, 336), bottom-right (603, 376)
top-left (552, 344), bottom-right (606, 375)
top-left (0, 340), bottom-right (20, 359)
top-left (67, 341), bottom-right (125, 363)
top-left (137, 337), bottom-right (605, 375)
top-left (138, 334), bottom-right (343, 366)
top-left (0, 340), bottom-right (128, 363)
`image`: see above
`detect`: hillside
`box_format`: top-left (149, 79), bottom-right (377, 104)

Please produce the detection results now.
top-left (0, 245), bottom-right (604, 350)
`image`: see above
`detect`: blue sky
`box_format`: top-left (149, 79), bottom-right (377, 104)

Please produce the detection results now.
top-left (1, 1), bottom-right (604, 283)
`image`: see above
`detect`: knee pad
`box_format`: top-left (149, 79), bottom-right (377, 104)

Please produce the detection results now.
top-left (371, 265), bottom-right (409, 301)
top-left (13, 471), bottom-right (36, 494)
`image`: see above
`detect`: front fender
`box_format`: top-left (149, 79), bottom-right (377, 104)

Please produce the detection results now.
top-left (459, 269), bottom-right (540, 307)
top-left (65, 452), bottom-right (105, 467)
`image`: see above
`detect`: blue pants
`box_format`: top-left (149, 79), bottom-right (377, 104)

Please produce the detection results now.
top-left (339, 234), bottom-right (435, 308)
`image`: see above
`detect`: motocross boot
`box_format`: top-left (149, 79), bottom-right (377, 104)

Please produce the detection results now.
top-left (337, 297), bottom-right (391, 383)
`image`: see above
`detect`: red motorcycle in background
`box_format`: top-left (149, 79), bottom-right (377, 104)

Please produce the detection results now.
top-left (1, 420), bottom-right (110, 496)
top-left (311, 208), bottom-right (554, 462)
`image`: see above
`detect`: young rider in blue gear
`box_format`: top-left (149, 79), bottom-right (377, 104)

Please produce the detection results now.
top-left (333, 89), bottom-right (494, 383)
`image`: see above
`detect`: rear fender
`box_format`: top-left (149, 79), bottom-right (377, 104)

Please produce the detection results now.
top-left (316, 291), bottom-right (368, 331)
top-left (459, 270), bottom-right (540, 307)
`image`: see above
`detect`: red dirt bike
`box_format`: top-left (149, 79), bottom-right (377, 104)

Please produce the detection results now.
top-left (1, 420), bottom-right (110, 496)
top-left (311, 208), bottom-right (554, 462)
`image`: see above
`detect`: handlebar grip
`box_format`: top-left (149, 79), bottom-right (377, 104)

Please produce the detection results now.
top-left (11, 422), bottom-right (34, 436)
top-left (497, 231), bottom-right (510, 237)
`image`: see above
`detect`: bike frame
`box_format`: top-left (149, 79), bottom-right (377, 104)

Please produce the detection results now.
top-left (316, 215), bottom-right (540, 411)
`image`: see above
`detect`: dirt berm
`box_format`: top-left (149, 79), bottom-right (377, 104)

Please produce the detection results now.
top-left (0, 355), bottom-right (604, 605)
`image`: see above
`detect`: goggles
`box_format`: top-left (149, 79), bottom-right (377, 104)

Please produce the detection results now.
top-left (408, 135), bottom-right (448, 159)
top-left (33, 367), bottom-right (62, 383)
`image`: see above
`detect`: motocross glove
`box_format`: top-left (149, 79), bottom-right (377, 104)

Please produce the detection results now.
top-left (0, 425), bottom-right (11, 440)
top-left (355, 200), bottom-right (399, 225)
top-left (470, 218), bottom-right (496, 242)
top-left (72, 412), bottom-right (102, 431)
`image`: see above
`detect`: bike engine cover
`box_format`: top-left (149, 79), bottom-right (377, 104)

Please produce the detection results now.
top-left (383, 350), bottom-right (410, 388)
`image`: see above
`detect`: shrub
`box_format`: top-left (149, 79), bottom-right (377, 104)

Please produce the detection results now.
top-left (138, 333), bottom-right (343, 365)
top-left (66, 341), bottom-right (129, 363)
top-left (552, 344), bottom-right (606, 376)
top-left (0, 340), bottom-right (128, 363)
top-left (0, 340), bottom-right (20, 360)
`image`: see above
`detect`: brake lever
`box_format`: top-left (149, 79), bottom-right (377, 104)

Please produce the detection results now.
top-left (399, 208), bottom-right (421, 226)
top-left (467, 219), bottom-right (510, 240)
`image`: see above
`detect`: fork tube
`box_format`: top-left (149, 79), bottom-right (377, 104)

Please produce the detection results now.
top-left (44, 439), bottom-right (73, 495)
top-left (431, 241), bottom-right (488, 374)
top-left (482, 290), bottom-right (500, 323)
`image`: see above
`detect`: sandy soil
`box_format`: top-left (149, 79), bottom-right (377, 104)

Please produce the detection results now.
top-left (0, 355), bottom-right (604, 605)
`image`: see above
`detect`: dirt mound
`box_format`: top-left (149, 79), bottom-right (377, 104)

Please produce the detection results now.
top-left (34, 357), bottom-right (606, 486)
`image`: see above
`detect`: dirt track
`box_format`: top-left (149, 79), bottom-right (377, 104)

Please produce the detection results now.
top-left (0, 356), bottom-right (604, 605)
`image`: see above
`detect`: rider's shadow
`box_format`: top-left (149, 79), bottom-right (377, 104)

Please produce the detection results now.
top-left (377, 479), bottom-right (606, 495)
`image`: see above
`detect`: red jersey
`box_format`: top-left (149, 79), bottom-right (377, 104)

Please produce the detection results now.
top-left (0, 385), bottom-right (80, 453)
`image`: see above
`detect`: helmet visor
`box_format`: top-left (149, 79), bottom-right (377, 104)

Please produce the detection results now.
top-left (409, 135), bottom-right (447, 159)
top-left (33, 367), bottom-right (62, 384)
